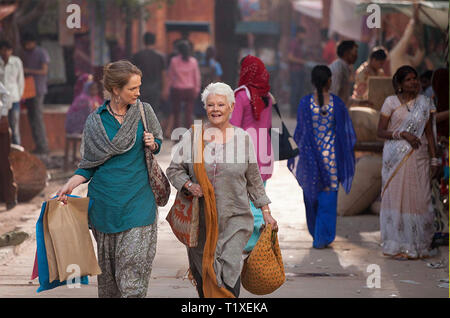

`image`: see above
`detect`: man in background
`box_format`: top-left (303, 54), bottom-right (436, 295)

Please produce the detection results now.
top-left (131, 32), bottom-right (168, 116)
top-left (351, 47), bottom-right (387, 106)
top-left (329, 40), bottom-right (358, 106)
top-left (388, 7), bottom-right (424, 76)
top-left (419, 70), bottom-right (433, 98)
top-left (21, 33), bottom-right (50, 155)
top-left (0, 82), bottom-right (17, 211)
top-left (0, 40), bottom-right (24, 146)
top-left (288, 27), bottom-right (307, 116)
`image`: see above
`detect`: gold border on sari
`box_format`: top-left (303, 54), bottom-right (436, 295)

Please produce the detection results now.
top-left (381, 148), bottom-right (414, 197)
top-left (380, 97), bottom-right (420, 197)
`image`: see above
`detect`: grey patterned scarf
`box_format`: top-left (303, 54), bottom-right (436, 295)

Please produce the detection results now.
top-left (78, 99), bottom-right (162, 169)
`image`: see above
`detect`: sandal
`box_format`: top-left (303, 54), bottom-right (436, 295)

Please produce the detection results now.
top-left (393, 253), bottom-right (409, 260)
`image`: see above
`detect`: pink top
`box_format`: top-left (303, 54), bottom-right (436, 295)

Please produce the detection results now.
top-left (230, 88), bottom-right (274, 181)
top-left (168, 55), bottom-right (201, 94)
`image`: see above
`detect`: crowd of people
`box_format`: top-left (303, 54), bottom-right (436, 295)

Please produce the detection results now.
top-left (0, 33), bottom-right (51, 211)
top-left (0, 16), bottom-right (448, 299)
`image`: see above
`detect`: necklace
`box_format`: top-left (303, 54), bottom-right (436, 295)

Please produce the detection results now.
top-left (108, 104), bottom-right (127, 117)
top-left (399, 94), bottom-right (416, 112)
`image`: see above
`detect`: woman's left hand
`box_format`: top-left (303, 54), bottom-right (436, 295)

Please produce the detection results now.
top-left (143, 132), bottom-right (157, 151)
top-left (262, 210), bottom-right (278, 232)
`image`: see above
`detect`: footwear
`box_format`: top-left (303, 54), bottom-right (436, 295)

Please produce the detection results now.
top-left (392, 255), bottom-right (408, 261)
top-left (6, 200), bottom-right (17, 211)
top-left (313, 243), bottom-right (329, 249)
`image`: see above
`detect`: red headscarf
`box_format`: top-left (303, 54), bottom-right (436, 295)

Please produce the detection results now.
top-left (237, 55), bottom-right (270, 120)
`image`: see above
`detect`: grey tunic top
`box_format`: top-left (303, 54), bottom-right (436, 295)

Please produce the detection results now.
top-left (166, 126), bottom-right (271, 288)
top-left (329, 58), bottom-right (352, 106)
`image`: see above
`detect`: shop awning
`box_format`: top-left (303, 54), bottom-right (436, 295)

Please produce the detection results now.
top-left (291, 0), bottom-right (323, 19)
top-left (291, 0), bottom-right (449, 40)
top-left (356, 1), bottom-right (449, 30)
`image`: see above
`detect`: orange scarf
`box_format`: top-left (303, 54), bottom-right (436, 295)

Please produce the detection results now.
top-left (192, 124), bottom-right (235, 298)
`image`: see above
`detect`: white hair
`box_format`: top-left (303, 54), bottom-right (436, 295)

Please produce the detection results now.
top-left (201, 82), bottom-right (235, 109)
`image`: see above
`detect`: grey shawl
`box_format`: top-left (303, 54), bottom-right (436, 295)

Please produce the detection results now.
top-left (79, 99), bottom-right (163, 169)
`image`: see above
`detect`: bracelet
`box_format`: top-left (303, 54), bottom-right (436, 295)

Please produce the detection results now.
top-left (392, 130), bottom-right (402, 140)
top-left (431, 158), bottom-right (441, 166)
top-left (262, 209), bottom-right (271, 214)
top-left (151, 142), bottom-right (159, 153)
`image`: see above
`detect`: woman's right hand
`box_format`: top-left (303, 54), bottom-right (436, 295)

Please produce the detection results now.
top-left (401, 131), bottom-right (421, 149)
top-left (184, 181), bottom-right (203, 197)
top-left (56, 181), bottom-right (73, 204)
top-left (55, 175), bottom-right (87, 204)
top-left (263, 214), bottom-right (278, 232)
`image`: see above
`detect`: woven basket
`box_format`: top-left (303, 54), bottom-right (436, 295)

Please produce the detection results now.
top-left (241, 224), bottom-right (285, 295)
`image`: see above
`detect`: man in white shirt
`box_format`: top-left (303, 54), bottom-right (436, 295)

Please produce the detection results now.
top-left (0, 82), bottom-right (17, 211)
top-left (0, 40), bottom-right (24, 145)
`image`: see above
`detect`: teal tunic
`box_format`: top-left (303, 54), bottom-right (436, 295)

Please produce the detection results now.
top-left (75, 103), bottom-right (162, 234)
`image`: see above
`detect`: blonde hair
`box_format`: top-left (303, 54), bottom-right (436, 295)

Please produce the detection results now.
top-left (102, 60), bottom-right (142, 99)
top-left (201, 82), bottom-right (235, 109)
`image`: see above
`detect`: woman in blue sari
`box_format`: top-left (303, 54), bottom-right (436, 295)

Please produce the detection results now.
top-left (288, 65), bottom-right (356, 249)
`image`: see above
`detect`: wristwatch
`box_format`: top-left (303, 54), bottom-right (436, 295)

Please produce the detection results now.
top-left (187, 182), bottom-right (193, 188)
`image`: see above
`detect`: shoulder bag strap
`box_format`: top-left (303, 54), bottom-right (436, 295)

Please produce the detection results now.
top-left (272, 102), bottom-right (283, 121)
top-left (138, 101), bottom-right (148, 132)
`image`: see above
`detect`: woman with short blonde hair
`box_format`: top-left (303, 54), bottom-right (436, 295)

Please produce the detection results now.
top-left (57, 60), bottom-right (163, 297)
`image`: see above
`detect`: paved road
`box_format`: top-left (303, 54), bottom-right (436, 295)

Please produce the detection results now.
top-left (0, 136), bottom-right (448, 298)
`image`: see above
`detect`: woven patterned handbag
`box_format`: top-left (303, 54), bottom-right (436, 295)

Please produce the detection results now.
top-left (166, 124), bottom-right (200, 247)
top-left (166, 191), bottom-right (199, 247)
top-left (241, 224), bottom-right (285, 295)
top-left (138, 102), bottom-right (171, 207)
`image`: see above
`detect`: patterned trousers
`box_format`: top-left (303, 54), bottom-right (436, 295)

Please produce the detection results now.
top-left (92, 222), bottom-right (158, 298)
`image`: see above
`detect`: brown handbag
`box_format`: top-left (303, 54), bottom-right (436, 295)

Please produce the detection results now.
top-left (138, 101), bottom-right (171, 207)
top-left (241, 224), bottom-right (285, 295)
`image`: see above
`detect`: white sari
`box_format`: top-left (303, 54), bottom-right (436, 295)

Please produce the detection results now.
top-left (380, 94), bottom-right (436, 258)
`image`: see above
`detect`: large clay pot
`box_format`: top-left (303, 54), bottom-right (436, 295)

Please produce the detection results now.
top-left (9, 145), bottom-right (48, 202)
top-left (337, 155), bottom-right (382, 216)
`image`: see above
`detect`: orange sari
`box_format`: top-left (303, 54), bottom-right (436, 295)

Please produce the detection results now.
top-left (192, 124), bottom-right (235, 298)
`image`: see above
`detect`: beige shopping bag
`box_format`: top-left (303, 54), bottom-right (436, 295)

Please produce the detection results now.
top-left (46, 197), bottom-right (101, 282)
top-left (43, 201), bottom-right (59, 283)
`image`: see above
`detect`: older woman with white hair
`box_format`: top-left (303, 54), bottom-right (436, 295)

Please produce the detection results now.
top-left (166, 82), bottom-right (277, 298)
